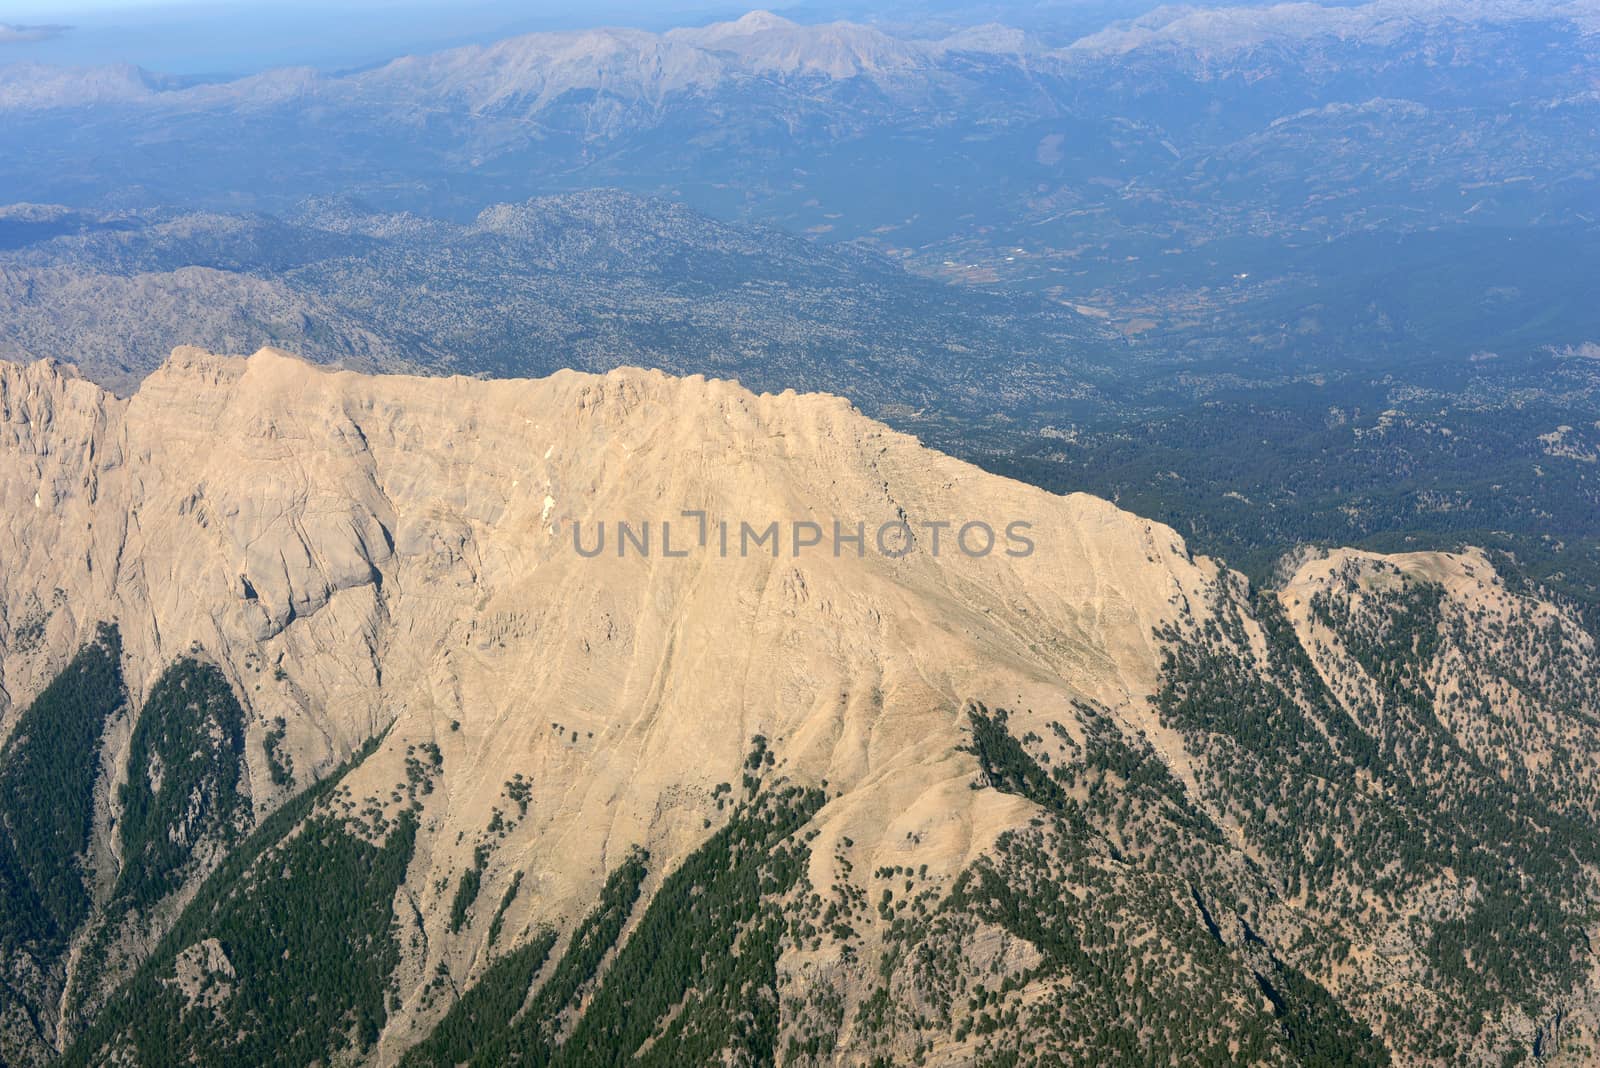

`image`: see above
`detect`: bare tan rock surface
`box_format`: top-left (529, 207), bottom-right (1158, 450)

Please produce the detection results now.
top-left (5, 348), bottom-right (1598, 1066)
top-left (0, 346), bottom-right (1221, 1058)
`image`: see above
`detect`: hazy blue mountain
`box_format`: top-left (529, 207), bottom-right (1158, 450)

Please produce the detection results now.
top-left (2, 3), bottom-right (1595, 383)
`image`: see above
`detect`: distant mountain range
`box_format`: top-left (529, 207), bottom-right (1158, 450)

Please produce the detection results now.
top-left (5, 2), bottom-right (1597, 112)
top-left (0, 191), bottom-right (1117, 431)
top-left (3, 2), bottom-right (1595, 365)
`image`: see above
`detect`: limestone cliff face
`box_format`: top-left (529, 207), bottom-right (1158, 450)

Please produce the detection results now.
top-left (5, 349), bottom-right (1599, 1067)
top-left (1, 342), bottom-right (1208, 797)
top-left (0, 348), bottom-right (1221, 1058)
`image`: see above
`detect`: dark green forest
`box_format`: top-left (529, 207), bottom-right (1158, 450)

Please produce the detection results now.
top-left (0, 625), bottom-right (123, 963)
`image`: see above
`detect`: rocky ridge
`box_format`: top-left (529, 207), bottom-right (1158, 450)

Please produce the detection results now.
top-left (0, 349), bottom-right (1596, 1064)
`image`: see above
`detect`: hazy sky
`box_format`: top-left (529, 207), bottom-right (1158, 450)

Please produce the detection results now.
top-left (0, 0), bottom-right (738, 12)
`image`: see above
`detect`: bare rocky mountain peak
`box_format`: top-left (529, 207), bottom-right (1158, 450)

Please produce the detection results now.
top-left (2, 348), bottom-right (1598, 1063)
top-left (0, 342), bottom-right (1200, 771)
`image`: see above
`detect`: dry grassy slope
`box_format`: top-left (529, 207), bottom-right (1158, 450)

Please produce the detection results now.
top-left (0, 347), bottom-right (1227, 1056)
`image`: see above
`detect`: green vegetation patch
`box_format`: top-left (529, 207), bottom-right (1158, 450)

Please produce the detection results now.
top-left (553, 784), bottom-right (825, 1068)
top-left (0, 623), bottom-right (123, 957)
top-left (113, 657), bottom-right (250, 911)
top-left (463, 847), bottom-right (650, 1066)
top-left (399, 928), bottom-right (557, 1068)
top-left (61, 731), bottom-right (400, 1067)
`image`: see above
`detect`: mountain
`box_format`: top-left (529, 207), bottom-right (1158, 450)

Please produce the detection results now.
top-left (8, 3), bottom-right (1597, 112)
top-left (1, 348), bottom-right (1598, 1064)
top-left (664, 11), bottom-right (932, 78)
top-left (1066, 0), bottom-right (1600, 58)
top-left (0, 191), bottom-right (1115, 420)
top-left (3, 2), bottom-right (1596, 383)
top-left (6, 189), bottom-right (1595, 620)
